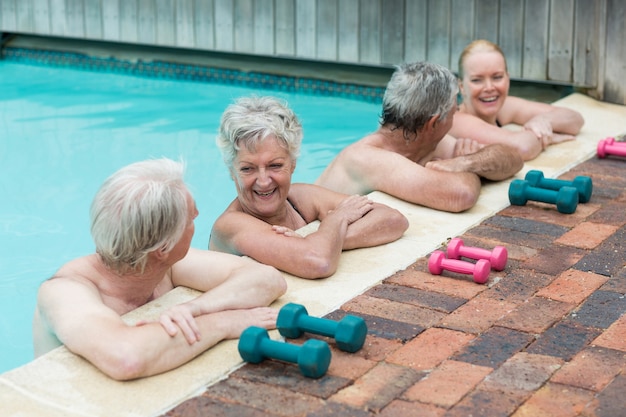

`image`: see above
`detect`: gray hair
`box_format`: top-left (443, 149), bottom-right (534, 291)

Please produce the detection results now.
top-left (90, 158), bottom-right (189, 274)
top-left (216, 96), bottom-right (302, 169)
top-left (381, 61), bottom-right (458, 141)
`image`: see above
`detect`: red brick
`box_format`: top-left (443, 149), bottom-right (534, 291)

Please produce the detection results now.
top-left (535, 269), bottom-right (609, 304)
top-left (385, 268), bottom-right (486, 300)
top-left (582, 373), bottom-right (626, 417)
top-left (342, 295), bottom-right (445, 328)
top-left (386, 327), bottom-right (475, 371)
top-left (555, 222), bottom-right (619, 249)
top-left (520, 245), bottom-right (586, 276)
top-left (503, 243), bottom-right (539, 262)
top-left (550, 346), bottom-right (626, 391)
top-left (592, 313), bottom-right (626, 351)
top-left (440, 296), bottom-right (517, 334)
top-left (326, 347), bottom-right (377, 380)
top-left (402, 360), bottom-right (492, 408)
top-left (480, 352), bottom-right (563, 393)
top-left (499, 202), bottom-right (600, 228)
top-left (511, 382), bottom-right (595, 417)
top-left (164, 395), bottom-right (271, 417)
top-left (496, 296), bottom-right (575, 333)
top-left (329, 362), bottom-right (422, 412)
top-left (203, 377), bottom-right (325, 415)
top-left (446, 388), bottom-right (528, 417)
top-left (480, 352), bottom-right (563, 396)
top-left (588, 200), bottom-right (626, 226)
top-left (379, 399), bottom-right (446, 417)
top-left (357, 335), bottom-right (404, 362)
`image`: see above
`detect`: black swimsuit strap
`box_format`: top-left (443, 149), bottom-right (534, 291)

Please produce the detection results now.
top-left (286, 198), bottom-right (305, 222)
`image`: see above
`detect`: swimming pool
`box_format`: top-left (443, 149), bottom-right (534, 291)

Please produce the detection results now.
top-left (0, 60), bottom-right (381, 373)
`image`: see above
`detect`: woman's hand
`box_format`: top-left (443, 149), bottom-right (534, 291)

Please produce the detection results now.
top-left (271, 225), bottom-right (303, 238)
top-left (524, 115), bottom-right (554, 149)
top-left (328, 194), bottom-right (374, 224)
top-left (452, 137), bottom-right (484, 157)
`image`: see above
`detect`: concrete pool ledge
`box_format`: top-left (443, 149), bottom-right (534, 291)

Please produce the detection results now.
top-left (2, 93), bottom-right (626, 416)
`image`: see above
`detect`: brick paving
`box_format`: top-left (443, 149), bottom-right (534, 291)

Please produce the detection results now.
top-left (163, 155), bottom-right (626, 417)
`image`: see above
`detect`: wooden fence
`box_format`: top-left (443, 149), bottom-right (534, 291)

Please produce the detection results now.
top-left (0, 0), bottom-right (624, 104)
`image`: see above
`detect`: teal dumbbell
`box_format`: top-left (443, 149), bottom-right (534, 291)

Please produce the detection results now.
top-left (238, 326), bottom-right (331, 378)
top-left (277, 303), bottom-right (367, 353)
top-left (525, 170), bottom-right (592, 203)
top-left (509, 179), bottom-right (579, 214)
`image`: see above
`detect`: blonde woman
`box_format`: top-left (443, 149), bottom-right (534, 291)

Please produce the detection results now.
top-left (450, 39), bottom-right (584, 161)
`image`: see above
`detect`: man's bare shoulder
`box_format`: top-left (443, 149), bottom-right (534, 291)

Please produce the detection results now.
top-left (338, 134), bottom-right (401, 165)
top-left (39, 256), bottom-right (102, 296)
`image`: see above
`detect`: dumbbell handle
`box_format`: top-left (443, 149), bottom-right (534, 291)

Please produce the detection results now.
top-left (525, 170), bottom-right (592, 204)
top-left (442, 258), bottom-right (481, 274)
top-left (526, 183), bottom-right (578, 207)
top-left (258, 336), bottom-right (301, 363)
top-left (457, 245), bottom-right (491, 260)
top-left (458, 246), bottom-right (505, 271)
top-left (536, 176), bottom-right (578, 189)
top-left (598, 137), bottom-right (626, 158)
top-left (295, 315), bottom-right (338, 338)
top-left (525, 185), bottom-right (556, 202)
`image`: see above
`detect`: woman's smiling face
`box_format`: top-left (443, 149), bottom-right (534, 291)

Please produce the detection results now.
top-left (460, 50), bottom-right (510, 123)
top-left (231, 135), bottom-right (296, 220)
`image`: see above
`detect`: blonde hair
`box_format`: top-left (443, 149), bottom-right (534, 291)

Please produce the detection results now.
top-left (458, 39), bottom-right (507, 80)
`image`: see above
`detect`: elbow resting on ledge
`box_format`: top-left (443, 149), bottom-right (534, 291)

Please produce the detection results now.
top-left (93, 342), bottom-right (153, 381)
top-left (295, 249), bottom-right (341, 279)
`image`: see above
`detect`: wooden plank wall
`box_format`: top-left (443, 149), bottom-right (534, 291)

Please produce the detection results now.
top-left (0, 0), bottom-right (624, 104)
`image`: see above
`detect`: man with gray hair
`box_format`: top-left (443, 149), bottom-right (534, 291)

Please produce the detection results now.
top-left (316, 61), bottom-right (523, 213)
top-left (33, 158), bottom-right (286, 380)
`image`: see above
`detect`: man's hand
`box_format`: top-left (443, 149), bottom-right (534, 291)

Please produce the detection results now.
top-left (136, 303), bottom-right (201, 344)
top-left (158, 304), bottom-right (202, 344)
top-left (137, 305), bottom-right (280, 345)
top-left (222, 307), bottom-right (280, 339)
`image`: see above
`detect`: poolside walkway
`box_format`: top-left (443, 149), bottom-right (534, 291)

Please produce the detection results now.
top-left (162, 154), bottom-right (626, 417)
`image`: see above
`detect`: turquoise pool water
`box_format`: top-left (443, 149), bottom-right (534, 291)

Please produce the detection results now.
top-left (0, 61), bottom-right (380, 373)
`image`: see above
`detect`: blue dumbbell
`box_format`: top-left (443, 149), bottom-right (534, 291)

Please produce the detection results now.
top-left (238, 326), bottom-right (331, 378)
top-left (509, 179), bottom-right (579, 214)
top-left (525, 170), bottom-right (592, 203)
top-left (277, 303), bottom-right (367, 353)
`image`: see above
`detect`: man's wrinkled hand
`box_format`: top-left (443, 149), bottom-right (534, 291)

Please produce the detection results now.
top-left (158, 304), bottom-right (201, 344)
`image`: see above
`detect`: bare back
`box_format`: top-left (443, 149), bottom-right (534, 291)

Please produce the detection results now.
top-left (33, 254), bottom-right (174, 356)
top-left (317, 130), bottom-right (434, 192)
top-left (315, 130), bottom-right (480, 211)
top-left (315, 125), bottom-right (524, 213)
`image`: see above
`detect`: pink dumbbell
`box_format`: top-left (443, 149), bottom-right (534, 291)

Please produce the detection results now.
top-left (446, 238), bottom-right (508, 271)
top-left (597, 137), bottom-right (626, 159)
top-left (428, 250), bottom-right (490, 284)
